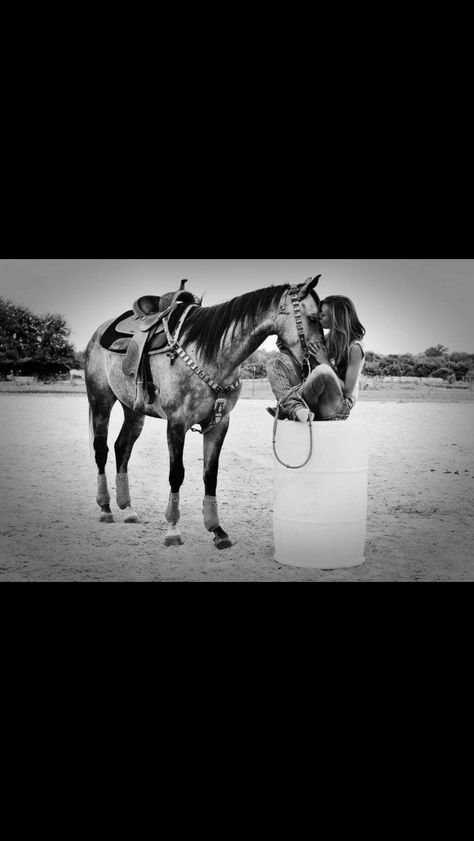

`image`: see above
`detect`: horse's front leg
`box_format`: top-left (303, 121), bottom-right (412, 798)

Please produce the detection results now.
top-left (202, 415), bottom-right (233, 549)
top-left (165, 420), bottom-right (186, 546)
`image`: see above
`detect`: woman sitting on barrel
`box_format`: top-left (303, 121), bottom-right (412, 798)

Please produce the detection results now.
top-left (267, 295), bottom-right (366, 422)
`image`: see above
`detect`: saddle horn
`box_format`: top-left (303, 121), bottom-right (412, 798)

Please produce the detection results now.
top-left (180, 278), bottom-right (202, 306)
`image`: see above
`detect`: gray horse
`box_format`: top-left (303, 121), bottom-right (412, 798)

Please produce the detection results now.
top-left (84, 275), bottom-right (322, 549)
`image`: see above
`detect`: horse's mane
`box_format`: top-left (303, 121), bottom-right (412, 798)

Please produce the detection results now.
top-left (170, 284), bottom-right (290, 365)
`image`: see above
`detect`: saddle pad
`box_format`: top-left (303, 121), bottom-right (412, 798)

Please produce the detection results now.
top-left (101, 310), bottom-right (168, 354)
top-left (100, 310), bottom-right (134, 351)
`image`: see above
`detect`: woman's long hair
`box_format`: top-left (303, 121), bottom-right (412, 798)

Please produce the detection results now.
top-left (321, 296), bottom-right (366, 378)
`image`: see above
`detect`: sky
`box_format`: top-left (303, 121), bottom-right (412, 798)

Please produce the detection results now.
top-left (0, 259), bottom-right (473, 356)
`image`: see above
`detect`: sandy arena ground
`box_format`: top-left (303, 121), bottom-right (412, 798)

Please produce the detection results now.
top-left (0, 394), bottom-right (473, 581)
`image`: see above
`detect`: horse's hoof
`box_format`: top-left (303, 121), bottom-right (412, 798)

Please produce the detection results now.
top-left (123, 507), bottom-right (139, 523)
top-left (165, 534), bottom-right (184, 546)
top-left (213, 526), bottom-right (233, 549)
top-left (100, 512), bottom-right (115, 523)
top-left (213, 536), bottom-right (234, 550)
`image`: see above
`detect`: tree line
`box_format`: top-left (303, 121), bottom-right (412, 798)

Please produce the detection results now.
top-left (1, 298), bottom-right (473, 382)
top-left (241, 345), bottom-right (474, 381)
top-left (362, 346), bottom-right (474, 380)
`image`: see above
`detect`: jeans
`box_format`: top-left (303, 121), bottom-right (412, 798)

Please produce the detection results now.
top-left (267, 356), bottom-right (351, 420)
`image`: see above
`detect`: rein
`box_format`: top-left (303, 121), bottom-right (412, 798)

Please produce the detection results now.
top-left (272, 388), bottom-right (314, 470)
top-left (272, 285), bottom-right (317, 469)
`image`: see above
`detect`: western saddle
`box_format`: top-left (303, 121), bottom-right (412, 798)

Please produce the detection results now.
top-left (100, 279), bottom-right (201, 410)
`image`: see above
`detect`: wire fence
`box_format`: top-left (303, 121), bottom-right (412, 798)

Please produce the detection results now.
top-left (1, 374), bottom-right (473, 401)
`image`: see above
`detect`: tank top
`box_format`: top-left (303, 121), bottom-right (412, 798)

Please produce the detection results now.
top-left (330, 340), bottom-right (365, 406)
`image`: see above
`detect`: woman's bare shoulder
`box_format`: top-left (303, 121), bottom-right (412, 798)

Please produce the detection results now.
top-left (349, 341), bottom-right (364, 360)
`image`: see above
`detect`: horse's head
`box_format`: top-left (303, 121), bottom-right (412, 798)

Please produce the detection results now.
top-left (274, 275), bottom-right (324, 366)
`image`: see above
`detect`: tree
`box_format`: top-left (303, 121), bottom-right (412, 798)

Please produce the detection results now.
top-left (449, 351), bottom-right (471, 363)
top-left (240, 348), bottom-right (278, 378)
top-left (425, 344), bottom-right (448, 357)
top-left (452, 361), bottom-right (470, 380)
top-left (0, 297), bottom-right (80, 378)
top-left (414, 362), bottom-right (431, 377)
top-left (363, 361), bottom-right (383, 377)
top-left (0, 298), bottom-right (42, 359)
top-left (386, 362), bottom-right (403, 376)
top-left (432, 367), bottom-right (452, 381)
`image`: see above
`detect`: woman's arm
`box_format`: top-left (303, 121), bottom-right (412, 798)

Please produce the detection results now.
top-left (307, 339), bottom-right (341, 380)
top-left (307, 340), bottom-right (364, 396)
top-left (342, 344), bottom-right (364, 397)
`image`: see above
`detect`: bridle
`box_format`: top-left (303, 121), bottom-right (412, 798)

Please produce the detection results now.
top-left (272, 278), bottom-right (321, 469)
top-left (288, 284), bottom-right (318, 381)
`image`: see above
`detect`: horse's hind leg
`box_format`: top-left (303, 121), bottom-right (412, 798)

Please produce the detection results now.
top-left (85, 333), bottom-right (118, 522)
top-left (202, 415), bottom-right (233, 549)
top-left (89, 393), bottom-right (117, 523)
top-left (114, 404), bottom-right (146, 523)
top-left (164, 420), bottom-right (186, 546)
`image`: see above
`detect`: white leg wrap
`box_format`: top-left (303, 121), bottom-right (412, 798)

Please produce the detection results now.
top-left (203, 495), bottom-right (219, 531)
top-left (166, 492), bottom-right (180, 524)
top-left (116, 473), bottom-right (131, 510)
top-left (97, 474), bottom-right (110, 507)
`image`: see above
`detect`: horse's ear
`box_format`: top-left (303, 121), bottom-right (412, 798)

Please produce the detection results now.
top-left (299, 274), bottom-right (321, 299)
top-left (179, 279), bottom-right (188, 291)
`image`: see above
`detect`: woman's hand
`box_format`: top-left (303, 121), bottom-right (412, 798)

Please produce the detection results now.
top-left (307, 339), bottom-right (330, 365)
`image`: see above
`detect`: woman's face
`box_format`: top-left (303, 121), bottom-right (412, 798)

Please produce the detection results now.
top-left (319, 303), bottom-right (332, 330)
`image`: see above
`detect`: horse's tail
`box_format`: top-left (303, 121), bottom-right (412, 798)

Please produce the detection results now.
top-left (84, 322), bottom-right (118, 466)
top-left (84, 339), bottom-right (95, 463)
top-left (84, 325), bottom-right (109, 464)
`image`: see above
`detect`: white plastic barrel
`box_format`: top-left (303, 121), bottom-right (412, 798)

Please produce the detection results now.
top-left (273, 418), bottom-right (368, 569)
